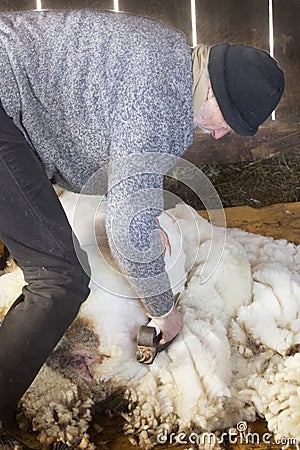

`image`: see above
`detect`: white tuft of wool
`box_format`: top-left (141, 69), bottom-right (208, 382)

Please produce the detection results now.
top-left (232, 230), bottom-right (300, 355)
top-left (250, 353), bottom-right (300, 442)
top-left (1, 193), bottom-right (300, 449)
top-left (19, 365), bottom-right (95, 449)
top-left (0, 268), bottom-right (25, 320)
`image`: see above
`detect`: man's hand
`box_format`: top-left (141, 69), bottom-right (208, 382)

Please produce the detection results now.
top-left (155, 217), bottom-right (171, 257)
top-left (152, 307), bottom-right (183, 345)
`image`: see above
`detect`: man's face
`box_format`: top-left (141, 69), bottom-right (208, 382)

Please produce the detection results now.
top-left (194, 85), bottom-right (232, 140)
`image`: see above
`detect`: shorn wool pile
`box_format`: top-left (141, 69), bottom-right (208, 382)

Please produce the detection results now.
top-left (0, 191), bottom-right (300, 449)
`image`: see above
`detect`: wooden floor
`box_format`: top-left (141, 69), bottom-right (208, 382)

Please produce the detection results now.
top-left (5, 202), bottom-right (300, 449)
top-left (219, 201), bottom-right (300, 244)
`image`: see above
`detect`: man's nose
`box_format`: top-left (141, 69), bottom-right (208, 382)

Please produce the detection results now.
top-left (211, 127), bottom-right (230, 140)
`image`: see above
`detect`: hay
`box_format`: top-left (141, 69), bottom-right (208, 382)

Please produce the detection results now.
top-left (164, 154), bottom-right (300, 210)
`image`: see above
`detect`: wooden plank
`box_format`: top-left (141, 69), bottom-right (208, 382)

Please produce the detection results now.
top-left (250, 130), bottom-right (300, 160)
top-left (0, 1), bottom-right (36, 10)
top-left (184, 119), bottom-right (300, 165)
top-left (200, 202), bottom-right (300, 244)
top-left (118, 0), bottom-right (193, 47)
top-left (195, 0), bottom-right (269, 49)
top-left (273, 0), bottom-right (300, 119)
top-left (225, 201), bottom-right (300, 244)
top-left (42, 0), bottom-right (113, 10)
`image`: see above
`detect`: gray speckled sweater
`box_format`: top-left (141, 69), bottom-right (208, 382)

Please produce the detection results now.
top-left (0, 9), bottom-right (194, 316)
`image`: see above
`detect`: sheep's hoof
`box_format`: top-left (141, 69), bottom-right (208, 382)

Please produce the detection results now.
top-left (52, 443), bottom-right (74, 450)
top-left (0, 434), bottom-right (33, 449)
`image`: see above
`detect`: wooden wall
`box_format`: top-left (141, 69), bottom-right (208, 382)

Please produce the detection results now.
top-left (42, 0), bottom-right (112, 10)
top-left (196, 0), bottom-right (269, 49)
top-left (274, 0), bottom-right (300, 119)
top-left (118, 0), bottom-right (192, 45)
top-left (0, 0), bottom-right (35, 10)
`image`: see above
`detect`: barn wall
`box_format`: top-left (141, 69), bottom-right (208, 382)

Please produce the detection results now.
top-left (274, 0), bottom-right (300, 119)
top-left (0, 1), bottom-right (113, 11)
top-left (0, 1), bottom-right (35, 10)
top-left (118, 0), bottom-right (192, 46)
top-left (42, 0), bottom-right (113, 10)
top-left (195, 0), bottom-right (269, 49)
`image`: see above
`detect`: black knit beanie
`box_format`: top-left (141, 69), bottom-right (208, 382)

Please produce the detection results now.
top-left (208, 44), bottom-right (285, 136)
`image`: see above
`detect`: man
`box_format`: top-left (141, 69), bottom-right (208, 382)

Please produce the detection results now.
top-left (0, 8), bottom-right (284, 445)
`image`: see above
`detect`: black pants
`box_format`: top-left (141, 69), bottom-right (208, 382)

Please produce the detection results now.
top-left (0, 104), bottom-right (90, 425)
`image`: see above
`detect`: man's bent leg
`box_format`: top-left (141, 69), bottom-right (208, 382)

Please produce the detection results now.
top-left (0, 104), bottom-right (90, 425)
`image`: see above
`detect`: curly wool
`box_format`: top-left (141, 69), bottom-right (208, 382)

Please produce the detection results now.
top-left (18, 365), bottom-right (95, 449)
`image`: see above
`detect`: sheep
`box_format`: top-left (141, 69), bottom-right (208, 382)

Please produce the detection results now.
top-left (0, 191), bottom-right (300, 449)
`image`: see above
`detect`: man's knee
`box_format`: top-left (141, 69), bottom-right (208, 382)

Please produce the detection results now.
top-left (77, 264), bottom-right (91, 304)
top-left (71, 247), bottom-right (91, 304)
top-left (23, 260), bottom-right (90, 308)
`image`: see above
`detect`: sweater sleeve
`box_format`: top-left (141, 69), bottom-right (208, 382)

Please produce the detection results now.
top-left (105, 84), bottom-right (177, 316)
top-left (105, 79), bottom-right (186, 316)
top-left (105, 166), bottom-right (174, 317)
top-left (103, 24), bottom-right (193, 317)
